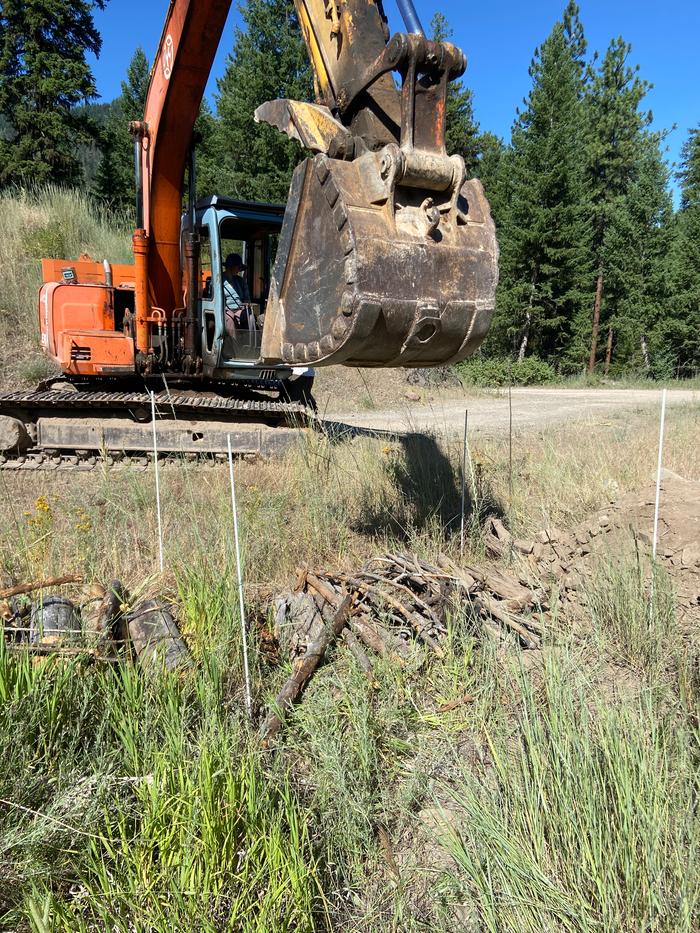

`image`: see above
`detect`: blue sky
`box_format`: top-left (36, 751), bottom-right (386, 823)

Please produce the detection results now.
top-left (90, 0), bottom-right (699, 182)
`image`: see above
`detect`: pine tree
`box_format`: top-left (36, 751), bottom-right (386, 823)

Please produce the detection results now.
top-left (430, 13), bottom-right (481, 174)
top-left (493, 1), bottom-right (591, 363)
top-left (0, 0), bottom-right (107, 186)
top-left (208, 0), bottom-right (312, 202)
top-left (475, 130), bottom-right (506, 218)
top-left (599, 133), bottom-right (673, 374)
top-left (94, 47), bottom-right (150, 211)
top-left (661, 127), bottom-right (700, 375)
top-left (583, 37), bottom-right (653, 372)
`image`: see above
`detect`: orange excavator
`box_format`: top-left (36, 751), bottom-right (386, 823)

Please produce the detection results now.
top-left (0, 0), bottom-right (498, 465)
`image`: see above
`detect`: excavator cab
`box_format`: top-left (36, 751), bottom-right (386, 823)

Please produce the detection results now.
top-left (191, 196), bottom-right (293, 379)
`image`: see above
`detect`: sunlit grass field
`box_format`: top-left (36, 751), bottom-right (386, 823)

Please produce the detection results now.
top-left (0, 401), bottom-right (698, 930)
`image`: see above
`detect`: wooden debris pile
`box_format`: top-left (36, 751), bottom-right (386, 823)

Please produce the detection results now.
top-left (0, 575), bottom-right (190, 671)
top-left (260, 552), bottom-right (545, 742)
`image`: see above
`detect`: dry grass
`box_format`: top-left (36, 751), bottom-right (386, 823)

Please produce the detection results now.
top-left (0, 186), bottom-right (131, 388)
top-left (1, 404), bottom-right (697, 591)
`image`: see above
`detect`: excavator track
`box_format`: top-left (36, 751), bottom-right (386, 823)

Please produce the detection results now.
top-left (0, 390), bottom-right (308, 418)
top-left (0, 390), bottom-right (313, 470)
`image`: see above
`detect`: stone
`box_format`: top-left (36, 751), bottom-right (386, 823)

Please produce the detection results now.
top-left (0, 416), bottom-right (32, 455)
top-left (681, 543), bottom-right (700, 568)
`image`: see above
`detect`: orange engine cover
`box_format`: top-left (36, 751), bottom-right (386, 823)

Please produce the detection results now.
top-left (39, 282), bottom-right (135, 376)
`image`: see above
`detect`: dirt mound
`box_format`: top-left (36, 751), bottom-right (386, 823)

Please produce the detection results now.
top-left (492, 472), bottom-right (700, 621)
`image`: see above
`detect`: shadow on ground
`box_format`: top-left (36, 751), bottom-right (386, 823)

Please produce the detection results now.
top-left (321, 419), bottom-right (505, 541)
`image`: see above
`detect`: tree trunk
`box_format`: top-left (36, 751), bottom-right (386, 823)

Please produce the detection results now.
top-left (604, 325), bottom-right (613, 376)
top-left (588, 269), bottom-right (604, 374)
top-left (641, 334), bottom-right (650, 370)
top-left (517, 282), bottom-right (536, 363)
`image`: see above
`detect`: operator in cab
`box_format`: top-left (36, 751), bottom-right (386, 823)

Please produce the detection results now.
top-left (223, 252), bottom-right (252, 333)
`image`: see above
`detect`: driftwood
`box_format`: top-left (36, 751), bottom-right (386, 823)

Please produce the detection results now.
top-left (343, 629), bottom-right (376, 685)
top-left (260, 593), bottom-right (353, 744)
top-left (0, 575), bottom-right (83, 600)
top-left (352, 615), bottom-right (410, 661)
top-left (321, 571), bottom-right (446, 658)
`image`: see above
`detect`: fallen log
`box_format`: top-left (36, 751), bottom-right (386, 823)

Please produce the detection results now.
top-left (260, 592), bottom-right (353, 745)
top-left (0, 575), bottom-right (83, 600)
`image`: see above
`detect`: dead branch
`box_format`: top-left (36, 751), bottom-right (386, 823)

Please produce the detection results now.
top-left (323, 572), bottom-right (445, 658)
top-left (0, 575), bottom-right (83, 599)
top-left (260, 592), bottom-right (353, 745)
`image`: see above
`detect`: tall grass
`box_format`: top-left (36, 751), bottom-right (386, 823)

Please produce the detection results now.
top-left (439, 656), bottom-right (700, 932)
top-left (0, 637), bottom-right (327, 930)
top-left (0, 186), bottom-right (131, 387)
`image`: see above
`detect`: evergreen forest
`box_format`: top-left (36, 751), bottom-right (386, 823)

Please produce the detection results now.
top-left (0, 0), bottom-right (698, 379)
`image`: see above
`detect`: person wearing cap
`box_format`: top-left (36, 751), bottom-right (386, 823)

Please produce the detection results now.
top-left (223, 252), bottom-right (251, 333)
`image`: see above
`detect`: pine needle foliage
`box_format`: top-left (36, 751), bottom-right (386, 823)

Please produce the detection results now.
top-left (0, 0), bottom-right (108, 187)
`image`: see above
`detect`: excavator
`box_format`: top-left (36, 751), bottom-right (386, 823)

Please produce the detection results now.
top-left (0, 0), bottom-right (498, 466)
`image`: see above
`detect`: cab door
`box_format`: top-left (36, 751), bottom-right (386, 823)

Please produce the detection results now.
top-left (198, 211), bottom-right (224, 373)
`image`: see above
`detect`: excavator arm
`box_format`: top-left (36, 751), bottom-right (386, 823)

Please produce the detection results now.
top-left (130, 0), bottom-right (498, 369)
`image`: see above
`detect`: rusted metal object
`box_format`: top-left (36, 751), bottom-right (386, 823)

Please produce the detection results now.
top-left (258, 16), bottom-right (499, 368)
top-left (259, 155), bottom-right (497, 367)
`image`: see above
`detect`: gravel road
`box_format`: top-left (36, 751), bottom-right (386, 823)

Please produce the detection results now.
top-left (325, 387), bottom-right (699, 437)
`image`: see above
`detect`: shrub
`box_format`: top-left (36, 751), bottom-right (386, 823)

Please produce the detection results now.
top-left (456, 355), bottom-right (557, 387)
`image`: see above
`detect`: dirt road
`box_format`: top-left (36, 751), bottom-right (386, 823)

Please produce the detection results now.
top-left (326, 387), bottom-right (699, 437)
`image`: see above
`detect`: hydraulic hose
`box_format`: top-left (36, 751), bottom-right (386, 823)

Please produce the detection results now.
top-left (396, 0), bottom-right (424, 35)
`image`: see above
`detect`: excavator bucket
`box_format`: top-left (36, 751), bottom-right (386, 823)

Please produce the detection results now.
top-left (256, 18), bottom-right (499, 369)
top-left (259, 149), bottom-right (498, 368)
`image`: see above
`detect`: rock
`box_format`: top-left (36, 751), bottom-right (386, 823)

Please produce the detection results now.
top-left (681, 543), bottom-right (700, 568)
top-left (0, 416), bottom-right (32, 455)
top-left (513, 539), bottom-right (534, 555)
top-left (532, 542), bottom-right (544, 561)
top-left (404, 391), bottom-right (421, 402)
top-left (598, 514), bottom-right (610, 528)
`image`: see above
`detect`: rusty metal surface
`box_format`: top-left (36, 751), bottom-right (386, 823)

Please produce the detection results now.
top-left (254, 100), bottom-right (350, 154)
top-left (258, 14), bottom-right (499, 369)
top-left (260, 153), bottom-right (498, 368)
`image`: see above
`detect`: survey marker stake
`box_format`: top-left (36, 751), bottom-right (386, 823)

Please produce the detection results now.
top-left (652, 388), bottom-right (667, 562)
top-left (228, 434), bottom-right (253, 720)
top-left (460, 410), bottom-right (468, 557)
top-left (151, 392), bottom-right (164, 573)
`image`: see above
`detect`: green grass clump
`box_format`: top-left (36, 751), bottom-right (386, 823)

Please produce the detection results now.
top-left (0, 637), bottom-right (326, 931)
top-left (440, 655), bottom-right (700, 932)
